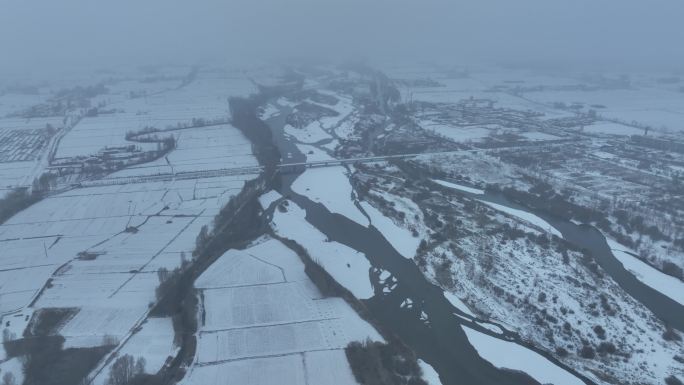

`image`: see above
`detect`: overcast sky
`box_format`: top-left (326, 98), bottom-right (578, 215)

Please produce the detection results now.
top-left (1, 0), bottom-right (683, 74)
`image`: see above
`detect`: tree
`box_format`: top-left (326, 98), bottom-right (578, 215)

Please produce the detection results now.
top-left (194, 225), bottom-right (210, 255)
top-left (156, 267), bottom-right (170, 284)
top-left (105, 355), bottom-right (145, 385)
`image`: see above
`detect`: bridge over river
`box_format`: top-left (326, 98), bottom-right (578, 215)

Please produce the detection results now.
top-left (76, 149), bottom-right (480, 187)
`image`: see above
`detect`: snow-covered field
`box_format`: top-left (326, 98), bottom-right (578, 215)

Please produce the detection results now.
top-left (0, 169), bottom-right (256, 330)
top-left (0, 117), bottom-right (65, 194)
top-left (0, 161), bottom-right (37, 193)
top-left (184, 237), bottom-right (380, 385)
top-left (526, 87), bottom-right (684, 134)
top-left (55, 71), bottom-right (253, 161)
top-left (421, 121), bottom-right (491, 142)
top-left (108, 124), bottom-right (257, 177)
top-left (0, 68), bottom-right (260, 383)
top-left (91, 317), bottom-right (177, 385)
top-left (584, 122), bottom-right (645, 136)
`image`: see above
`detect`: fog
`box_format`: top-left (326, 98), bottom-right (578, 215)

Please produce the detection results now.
top-left (1, 0), bottom-right (683, 74)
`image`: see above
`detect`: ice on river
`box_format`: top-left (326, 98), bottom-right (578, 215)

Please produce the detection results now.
top-left (608, 239), bottom-right (684, 306)
top-left (479, 200), bottom-right (562, 238)
top-left (463, 327), bottom-right (585, 385)
top-left (291, 166), bottom-right (369, 227)
top-left (271, 201), bottom-right (374, 299)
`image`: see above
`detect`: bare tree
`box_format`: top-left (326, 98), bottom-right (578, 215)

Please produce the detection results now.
top-left (105, 355), bottom-right (146, 385)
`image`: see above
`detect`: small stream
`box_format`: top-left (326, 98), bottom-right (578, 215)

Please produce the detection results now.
top-left (263, 110), bottom-right (595, 385)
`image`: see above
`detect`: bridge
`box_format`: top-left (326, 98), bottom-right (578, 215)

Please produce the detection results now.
top-left (76, 150), bottom-right (473, 187)
top-left (17, 140), bottom-right (578, 190)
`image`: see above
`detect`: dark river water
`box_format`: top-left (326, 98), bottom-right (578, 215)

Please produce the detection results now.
top-left (263, 111), bottom-right (597, 385)
top-left (476, 192), bottom-right (684, 332)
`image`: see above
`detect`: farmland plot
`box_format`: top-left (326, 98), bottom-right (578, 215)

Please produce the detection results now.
top-left (110, 124), bottom-right (257, 177)
top-left (0, 116), bottom-right (65, 193)
top-left (0, 86), bottom-right (259, 382)
top-left (90, 317), bottom-right (177, 385)
top-left (183, 238), bottom-right (380, 385)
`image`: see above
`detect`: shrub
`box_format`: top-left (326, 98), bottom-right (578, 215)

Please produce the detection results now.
top-left (662, 262), bottom-right (683, 280)
top-left (0, 188), bottom-right (42, 225)
top-left (596, 341), bottom-right (616, 355)
top-left (345, 340), bottom-right (427, 385)
top-left (579, 345), bottom-right (595, 359)
top-left (593, 325), bottom-right (606, 340)
top-left (555, 347), bottom-right (568, 357)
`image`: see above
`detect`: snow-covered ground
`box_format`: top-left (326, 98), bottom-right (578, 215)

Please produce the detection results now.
top-left (0, 170), bottom-right (256, 342)
top-left (443, 291), bottom-right (476, 318)
top-left (258, 190), bottom-right (283, 210)
top-left (271, 200), bottom-right (374, 299)
top-left (584, 122), bottom-right (645, 136)
top-left (296, 143), bottom-right (333, 162)
top-left (91, 317), bottom-right (177, 385)
top-left (608, 239), bottom-right (684, 306)
top-left (259, 104), bottom-right (280, 120)
top-left (432, 179), bottom-right (484, 195)
top-left (361, 201), bottom-right (421, 259)
top-left (479, 200), bottom-right (562, 237)
top-left (421, 121), bottom-right (491, 142)
top-left (184, 237), bottom-right (380, 385)
top-left (0, 356), bottom-right (24, 385)
top-left (0, 161), bottom-right (39, 190)
top-left (355, 159), bottom-right (684, 385)
top-left (284, 122), bottom-right (331, 144)
top-left (291, 166), bottom-right (369, 226)
top-left (55, 71), bottom-right (252, 161)
top-left (520, 131), bottom-right (562, 141)
top-left (417, 360), bottom-right (443, 385)
top-left (0, 116), bottom-right (67, 195)
top-left (463, 327), bottom-right (585, 385)
top-left (107, 124), bottom-right (257, 177)
top-left (526, 87), bottom-right (684, 134)
top-left (0, 69), bottom-right (260, 383)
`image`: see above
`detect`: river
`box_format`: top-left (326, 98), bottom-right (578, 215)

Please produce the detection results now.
top-left (476, 192), bottom-right (684, 331)
top-left (262, 109), bottom-right (596, 385)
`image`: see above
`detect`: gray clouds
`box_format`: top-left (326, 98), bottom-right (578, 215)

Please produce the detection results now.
top-left (1, 0), bottom-right (683, 73)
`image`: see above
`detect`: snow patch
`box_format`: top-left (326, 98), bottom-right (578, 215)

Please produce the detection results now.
top-left (418, 359), bottom-right (443, 385)
top-left (259, 190), bottom-right (283, 209)
top-left (271, 201), bottom-right (374, 299)
top-left (443, 292), bottom-right (476, 317)
top-left (292, 166), bottom-right (369, 226)
top-left (479, 200), bottom-right (562, 237)
top-left (432, 179), bottom-right (484, 195)
top-left (608, 239), bottom-right (684, 305)
top-left (463, 327), bottom-right (585, 385)
top-left (361, 201), bottom-right (420, 259)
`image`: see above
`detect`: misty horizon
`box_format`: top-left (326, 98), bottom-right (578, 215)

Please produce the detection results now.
top-left (2, 0), bottom-right (684, 76)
